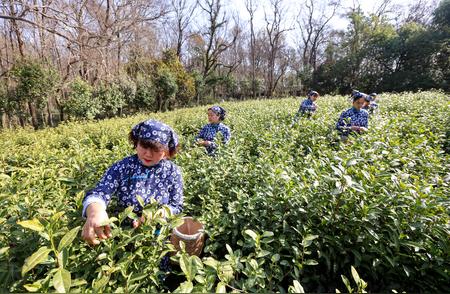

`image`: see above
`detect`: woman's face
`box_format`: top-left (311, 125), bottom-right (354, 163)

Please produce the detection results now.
top-left (208, 110), bottom-right (221, 123)
top-left (136, 142), bottom-right (166, 166)
top-left (353, 97), bottom-right (365, 110)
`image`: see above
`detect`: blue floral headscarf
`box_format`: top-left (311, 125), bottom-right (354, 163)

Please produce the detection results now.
top-left (351, 91), bottom-right (368, 101)
top-left (307, 90), bottom-right (319, 97)
top-left (208, 106), bottom-right (226, 121)
top-left (131, 120), bottom-right (179, 152)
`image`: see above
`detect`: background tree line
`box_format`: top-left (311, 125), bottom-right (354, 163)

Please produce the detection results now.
top-left (0, 0), bottom-right (448, 129)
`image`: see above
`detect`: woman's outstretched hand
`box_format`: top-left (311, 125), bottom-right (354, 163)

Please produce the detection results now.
top-left (82, 203), bottom-right (112, 245)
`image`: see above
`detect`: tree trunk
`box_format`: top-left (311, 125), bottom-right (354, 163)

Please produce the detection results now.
top-left (47, 100), bottom-right (54, 127)
top-left (18, 115), bottom-right (25, 128)
top-left (1, 112), bottom-right (6, 129)
top-left (9, 1), bottom-right (25, 58)
top-left (117, 32), bottom-right (121, 75)
top-left (247, 1), bottom-right (257, 99)
top-left (28, 101), bottom-right (39, 130)
top-left (157, 96), bottom-right (162, 112)
top-left (54, 94), bottom-right (64, 122)
top-left (40, 109), bottom-right (46, 127)
top-left (60, 106), bottom-right (64, 123)
top-left (6, 112), bottom-right (12, 129)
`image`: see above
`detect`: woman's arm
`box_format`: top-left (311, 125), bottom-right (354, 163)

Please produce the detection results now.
top-left (81, 162), bottom-right (122, 245)
top-left (195, 125), bottom-right (206, 143)
top-left (82, 163), bottom-right (121, 217)
top-left (336, 112), bottom-right (347, 131)
top-left (362, 113), bottom-right (369, 129)
top-left (302, 100), bottom-right (316, 112)
top-left (167, 166), bottom-right (184, 215)
top-left (221, 125), bottom-right (231, 144)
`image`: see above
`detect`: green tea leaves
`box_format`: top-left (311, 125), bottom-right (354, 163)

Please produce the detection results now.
top-left (22, 247), bottom-right (52, 276)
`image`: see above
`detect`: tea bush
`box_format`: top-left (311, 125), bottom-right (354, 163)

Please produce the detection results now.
top-left (0, 91), bottom-right (448, 292)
